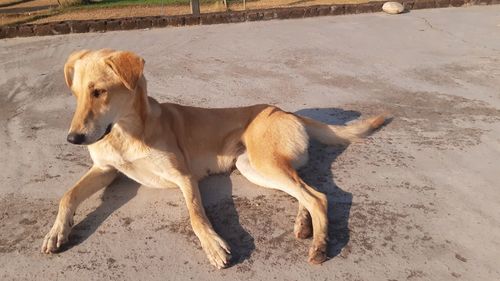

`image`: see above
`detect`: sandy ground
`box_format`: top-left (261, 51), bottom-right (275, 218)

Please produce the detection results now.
top-left (1, 6), bottom-right (500, 281)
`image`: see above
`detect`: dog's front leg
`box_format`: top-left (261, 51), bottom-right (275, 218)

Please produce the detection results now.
top-left (41, 165), bottom-right (117, 253)
top-left (176, 176), bottom-right (232, 269)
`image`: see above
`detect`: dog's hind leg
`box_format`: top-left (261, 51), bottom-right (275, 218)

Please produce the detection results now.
top-left (237, 108), bottom-right (328, 263)
top-left (236, 152), bottom-right (327, 264)
top-left (236, 153), bottom-right (313, 240)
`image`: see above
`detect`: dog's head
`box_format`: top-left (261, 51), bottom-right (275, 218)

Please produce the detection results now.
top-left (63, 49), bottom-right (145, 145)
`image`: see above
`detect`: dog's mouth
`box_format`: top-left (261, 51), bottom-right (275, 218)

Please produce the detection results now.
top-left (97, 123), bottom-right (113, 141)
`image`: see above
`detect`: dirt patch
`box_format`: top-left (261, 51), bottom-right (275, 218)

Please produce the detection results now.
top-left (0, 194), bottom-right (57, 253)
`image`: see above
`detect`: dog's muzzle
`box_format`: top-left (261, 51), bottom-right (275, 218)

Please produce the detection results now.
top-left (98, 123), bottom-right (113, 141)
top-left (67, 123), bottom-right (113, 145)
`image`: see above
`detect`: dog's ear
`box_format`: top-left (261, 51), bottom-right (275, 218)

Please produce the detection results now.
top-left (64, 50), bottom-right (91, 88)
top-left (105, 51), bottom-right (145, 91)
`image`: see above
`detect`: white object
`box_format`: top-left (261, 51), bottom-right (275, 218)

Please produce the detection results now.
top-left (382, 2), bottom-right (404, 14)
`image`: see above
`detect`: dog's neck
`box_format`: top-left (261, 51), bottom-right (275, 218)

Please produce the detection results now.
top-left (113, 77), bottom-right (154, 142)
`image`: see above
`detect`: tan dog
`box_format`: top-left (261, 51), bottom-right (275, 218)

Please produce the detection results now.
top-left (41, 49), bottom-right (387, 268)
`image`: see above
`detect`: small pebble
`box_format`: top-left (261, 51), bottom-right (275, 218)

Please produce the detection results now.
top-left (382, 2), bottom-right (405, 14)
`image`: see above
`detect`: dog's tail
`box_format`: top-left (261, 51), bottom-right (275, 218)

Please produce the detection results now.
top-left (299, 113), bottom-right (389, 146)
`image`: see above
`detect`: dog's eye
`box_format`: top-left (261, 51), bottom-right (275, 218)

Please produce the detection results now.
top-left (92, 89), bottom-right (105, 98)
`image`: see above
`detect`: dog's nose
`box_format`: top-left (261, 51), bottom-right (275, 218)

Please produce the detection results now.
top-left (67, 132), bottom-right (85, 144)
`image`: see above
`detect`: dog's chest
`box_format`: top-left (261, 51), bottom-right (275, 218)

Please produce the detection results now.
top-left (89, 142), bottom-right (179, 189)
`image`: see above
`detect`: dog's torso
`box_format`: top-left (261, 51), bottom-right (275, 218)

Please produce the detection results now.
top-left (88, 99), bottom-right (269, 188)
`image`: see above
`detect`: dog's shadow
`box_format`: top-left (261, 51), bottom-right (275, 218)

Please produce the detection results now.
top-left (296, 108), bottom-right (358, 259)
top-left (60, 107), bottom-right (358, 265)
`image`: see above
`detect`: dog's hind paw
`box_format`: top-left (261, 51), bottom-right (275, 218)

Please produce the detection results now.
top-left (41, 220), bottom-right (71, 254)
top-left (201, 234), bottom-right (232, 269)
top-left (308, 244), bottom-right (327, 264)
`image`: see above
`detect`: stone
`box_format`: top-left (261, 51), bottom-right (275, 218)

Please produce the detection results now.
top-left (382, 2), bottom-right (405, 14)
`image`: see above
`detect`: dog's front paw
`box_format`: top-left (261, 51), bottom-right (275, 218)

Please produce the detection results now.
top-left (200, 234), bottom-right (232, 269)
top-left (41, 220), bottom-right (71, 254)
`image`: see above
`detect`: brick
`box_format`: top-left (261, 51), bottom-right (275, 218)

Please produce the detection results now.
top-left (69, 21), bottom-right (88, 33)
top-left (247, 11), bottom-right (264, 21)
top-left (355, 3), bottom-right (375, 13)
top-left (228, 12), bottom-right (246, 23)
top-left (330, 5), bottom-right (345, 15)
top-left (414, 0), bottom-right (436, 9)
top-left (288, 7), bottom-right (306, 18)
top-left (304, 6), bottom-right (319, 17)
top-left (137, 17), bottom-right (153, 29)
top-left (105, 19), bottom-right (121, 31)
top-left (53, 22), bottom-right (70, 35)
top-left (450, 0), bottom-right (465, 6)
top-left (18, 25), bottom-right (34, 37)
top-left (402, 0), bottom-right (416, 9)
top-left (316, 6), bottom-right (331, 16)
top-left (370, 1), bottom-right (384, 11)
top-left (2, 25), bottom-right (18, 38)
top-left (166, 16), bottom-right (185, 27)
top-left (88, 21), bottom-right (106, 32)
top-left (151, 17), bottom-right (168, 28)
top-left (435, 0), bottom-right (451, 7)
top-left (344, 4), bottom-right (357, 14)
top-left (262, 10), bottom-right (277, 20)
top-left (293, 8), bottom-right (306, 18)
top-left (275, 8), bottom-right (292, 19)
top-left (184, 15), bottom-right (200, 25)
top-left (121, 18), bottom-right (138, 30)
top-left (475, 0), bottom-right (492, 4)
top-left (201, 14), bottom-right (228, 25)
top-left (0, 26), bottom-right (7, 39)
top-left (34, 24), bottom-right (53, 36)
top-left (200, 14), bottom-right (215, 25)
top-left (216, 14), bottom-right (230, 24)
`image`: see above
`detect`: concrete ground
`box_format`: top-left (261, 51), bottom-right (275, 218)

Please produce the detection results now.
top-left (1, 5), bottom-right (500, 281)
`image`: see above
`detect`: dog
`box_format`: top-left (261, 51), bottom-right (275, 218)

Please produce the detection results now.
top-left (41, 49), bottom-right (387, 268)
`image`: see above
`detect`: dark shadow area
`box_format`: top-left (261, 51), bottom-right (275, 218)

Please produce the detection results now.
top-left (295, 107), bottom-right (359, 259)
top-left (198, 175), bottom-right (255, 266)
top-left (60, 174), bottom-right (140, 251)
